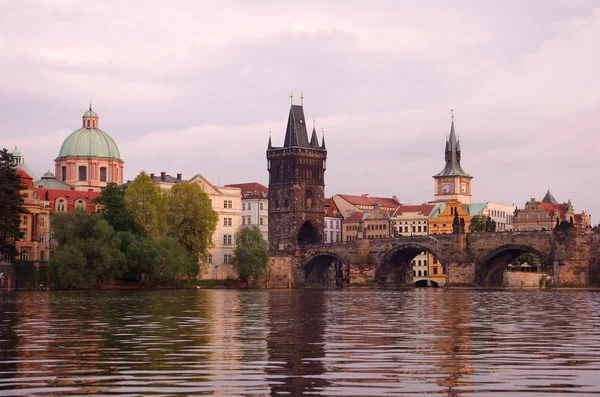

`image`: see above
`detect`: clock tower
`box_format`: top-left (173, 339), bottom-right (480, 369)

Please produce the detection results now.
top-left (433, 118), bottom-right (472, 204)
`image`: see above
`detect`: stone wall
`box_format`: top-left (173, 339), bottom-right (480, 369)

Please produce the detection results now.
top-left (267, 256), bottom-right (298, 288)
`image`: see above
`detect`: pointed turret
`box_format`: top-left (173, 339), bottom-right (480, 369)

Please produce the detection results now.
top-left (542, 190), bottom-right (558, 204)
top-left (309, 118), bottom-right (319, 148)
top-left (434, 119), bottom-right (471, 177)
top-left (267, 133), bottom-right (272, 149)
top-left (321, 129), bottom-right (326, 150)
top-left (283, 105), bottom-right (310, 148)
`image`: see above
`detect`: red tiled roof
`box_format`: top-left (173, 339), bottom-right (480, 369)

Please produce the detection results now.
top-left (540, 203), bottom-right (565, 219)
top-left (324, 198), bottom-right (343, 218)
top-left (16, 168), bottom-right (34, 188)
top-left (338, 194), bottom-right (400, 208)
top-left (225, 182), bottom-right (268, 199)
top-left (393, 204), bottom-right (435, 217)
top-left (345, 211), bottom-right (364, 222)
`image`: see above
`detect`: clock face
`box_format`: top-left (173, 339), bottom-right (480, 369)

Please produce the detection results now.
top-left (461, 183), bottom-right (467, 193)
top-left (442, 183), bottom-right (451, 194)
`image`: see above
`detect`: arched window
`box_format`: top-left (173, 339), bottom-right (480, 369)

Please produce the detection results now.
top-left (78, 166), bottom-right (87, 181)
top-left (424, 260), bottom-right (428, 266)
top-left (100, 167), bottom-right (107, 182)
top-left (413, 271), bottom-right (416, 276)
top-left (86, 120), bottom-right (90, 128)
top-left (418, 270), bottom-right (422, 277)
top-left (61, 166), bottom-right (67, 182)
top-left (424, 270), bottom-right (427, 277)
top-left (305, 189), bottom-right (313, 208)
top-left (418, 260), bottom-right (422, 266)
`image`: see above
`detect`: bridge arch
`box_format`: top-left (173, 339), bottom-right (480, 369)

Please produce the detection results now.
top-left (302, 250), bottom-right (352, 285)
top-left (475, 244), bottom-right (552, 286)
top-left (376, 243), bottom-right (446, 287)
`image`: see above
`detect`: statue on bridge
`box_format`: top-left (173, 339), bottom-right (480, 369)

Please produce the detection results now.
top-left (452, 211), bottom-right (465, 234)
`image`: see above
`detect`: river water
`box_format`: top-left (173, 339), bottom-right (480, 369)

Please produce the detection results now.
top-left (1, 289), bottom-right (600, 396)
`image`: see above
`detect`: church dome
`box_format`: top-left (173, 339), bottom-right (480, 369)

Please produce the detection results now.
top-left (57, 108), bottom-right (121, 160)
top-left (42, 171), bottom-right (55, 178)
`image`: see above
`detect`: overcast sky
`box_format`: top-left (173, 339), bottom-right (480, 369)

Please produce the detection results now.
top-left (1, 0), bottom-right (599, 222)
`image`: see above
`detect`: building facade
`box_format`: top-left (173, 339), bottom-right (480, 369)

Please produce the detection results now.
top-left (225, 182), bottom-right (269, 241)
top-left (343, 204), bottom-right (392, 241)
top-left (513, 191), bottom-right (591, 231)
top-left (54, 106), bottom-right (124, 191)
top-left (428, 200), bottom-right (471, 235)
top-left (432, 119), bottom-right (472, 204)
top-left (323, 198), bottom-right (343, 243)
top-left (189, 174), bottom-right (242, 280)
top-left (468, 202), bottom-right (516, 231)
top-left (267, 103), bottom-right (327, 254)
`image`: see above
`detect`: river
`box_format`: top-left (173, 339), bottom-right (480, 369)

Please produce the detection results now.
top-left (1, 289), bottom-right (600, 396)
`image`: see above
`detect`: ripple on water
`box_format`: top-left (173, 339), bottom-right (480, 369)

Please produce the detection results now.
top-left (1, 289), bottom-right (600, 395)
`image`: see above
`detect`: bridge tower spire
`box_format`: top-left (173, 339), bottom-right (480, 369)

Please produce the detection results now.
top-left (266, 99), bottom-right (327, 254)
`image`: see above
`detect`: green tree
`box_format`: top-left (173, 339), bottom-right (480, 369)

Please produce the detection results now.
top-left (167, 182), bottom-right (218, 260)
top-left (117, 231), bottom-right (158, 285)
top-left (95, 182), bottom-right (142, 234)
top-left (124, 172), bottom-right (167, 240)
top-left (469, 214), bottom-right (496, 233)
top-left (49, 210), bottom-right (125, 288)
top-left (512, 252), bottom-right (546, 269)
top-left (0, 148), bottom-right (28, 259)
top-left (233, 226), bottom-right (269, 283)
top-left (155, 236), bottom-right (198, 285)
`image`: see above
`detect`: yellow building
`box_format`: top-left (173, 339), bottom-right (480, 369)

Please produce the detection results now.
top-left (428, 200), bottom-right (471, 235)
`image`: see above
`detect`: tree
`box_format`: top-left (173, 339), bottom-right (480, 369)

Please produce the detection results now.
top-left (155, 236), bottom-right (198, 285)
top-left (469, 214), bottom-right (496, 233)
top-left (0, 149), bottom-right (28, 259)
top-left (117, 231), bottom-right (158, 286)
top-left (233, 226), bottom-right (269, 283)
top-left (95, 182), bottom-right (142, 235)
top-left (167, 182), bottom-right (218, 260)
top-left (49, 210), bottom-right (125, 288)
top-left (512, 252), bottom-right (546, 269)
top-left (124, 172), bottom-right (167, 240)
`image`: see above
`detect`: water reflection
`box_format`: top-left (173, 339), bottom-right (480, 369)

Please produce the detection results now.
top-left (1, 289), bottom-right (600, 396)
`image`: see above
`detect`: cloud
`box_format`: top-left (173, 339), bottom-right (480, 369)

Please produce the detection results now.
top-left (1, 0), bottom-right (599, 221)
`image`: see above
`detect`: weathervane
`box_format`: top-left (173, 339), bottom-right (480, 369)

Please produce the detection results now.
top-left (290, 91), bottom-right (293, 105)
top-left (450, 109), bottom-right (454, 121)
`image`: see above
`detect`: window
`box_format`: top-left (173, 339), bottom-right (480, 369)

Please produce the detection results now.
top-left (49, 233), bottom-right (54, 242)
top-left (206, 253), bottom-right (213, 264)
top-left (40, 218), bottom-right (45, 227)
top-left (242, 217), bottom-right (246, 225)
top-left (224, 200), bottom-right (232, 209)
top-left (248, 216), bottom-right (252, 224)
top-left (224, 217), bottom-right (232, 226)
top-left (224, 254), bottom-right (233, 264)
top-left (259, 217), bottom-right (264, 225)
top-left (223, 234), bottom-right (232, 245)
top-left (100, 167), bottom-right (107, 182)
top-left (61, 166), bottom-right (67, 182)
top-left (243, 203), bottom-right (246, 211)
top-left (248, 203), bottom-right (251, 210)
top-left (260, 202), bottom-right (264, 211)
top-left (78, 166), bottom-right (87, 181)
top-left (22, 216), bottom-right (27, 226)
top-left (433, 267), bottom-right (438, 275)
top-left (3, 253), bottom-right (10, 261)
top-left (418, 270), bottom-right (422, 276)
top-left (424, 270), bottom-right (427, 277)
top-left (40, 251), bottom-right (45, 261)
top-left (21, 250), bottom-right (28, 261)
top-left (39, 233), bottom-right (44, 243)
top-left (424, 260), bottom-right (428, 266)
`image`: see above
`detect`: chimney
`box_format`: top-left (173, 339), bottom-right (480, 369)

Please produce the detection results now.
top-left (161, 172), bottom-right (166, 181)
top-left (392, 195), bottom-right (398, 202)
top-left (177, 173), bottom-right (182, 180)
top-left (362, 193), bottom-right (370, 198)
top-left (150, 173), bottom-right (155, 180)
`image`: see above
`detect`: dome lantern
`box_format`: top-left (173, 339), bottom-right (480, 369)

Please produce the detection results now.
top-left (82, 102), bottom-right (99, 129)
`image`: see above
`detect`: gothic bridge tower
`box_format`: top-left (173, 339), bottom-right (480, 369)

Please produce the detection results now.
top-left (267, 102), bottom-right (327, 255)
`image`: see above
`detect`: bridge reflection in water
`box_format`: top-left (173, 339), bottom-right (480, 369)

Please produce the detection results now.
top-left (2, 289), bottom-right (600, 395)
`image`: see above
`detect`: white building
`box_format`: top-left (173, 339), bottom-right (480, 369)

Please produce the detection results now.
top-left (189, 174), bottom-right (242, 280)
top-left (469, 202), bottom-right (516, 231)
top-left (225, 183), bottom-right (268, 241)
top-left (324, 198), bottom-right (343, 243)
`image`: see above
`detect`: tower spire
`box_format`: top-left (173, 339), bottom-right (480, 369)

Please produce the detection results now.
top-left (268, 130), bottom-right (272, 149)
top-left (290, 91), bottom-right (293, 105)
top-left (301, 92), bottom-right (304, 106)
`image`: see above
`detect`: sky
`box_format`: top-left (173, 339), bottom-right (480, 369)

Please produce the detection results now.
top-left (1, 0), bottom-right (599, 222)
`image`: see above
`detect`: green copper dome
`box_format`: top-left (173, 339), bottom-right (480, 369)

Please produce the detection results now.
top-left (57, 128), bottom-right (121, 160)
top-left (83, 109), bottom-right (98, 117)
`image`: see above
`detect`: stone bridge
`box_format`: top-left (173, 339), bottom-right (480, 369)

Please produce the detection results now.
top-left (269, 229), bottom-right (600, 288)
